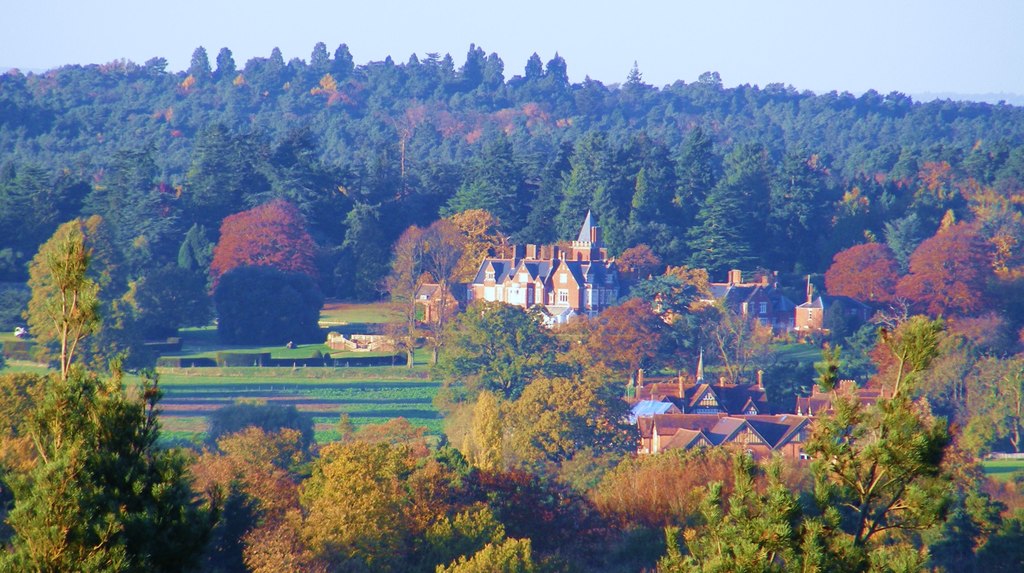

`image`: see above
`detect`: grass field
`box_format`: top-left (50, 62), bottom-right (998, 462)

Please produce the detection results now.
top-left (156, 377), bottom-right (443, 446)
top-left (981, 458), bottom-right (1024, 481)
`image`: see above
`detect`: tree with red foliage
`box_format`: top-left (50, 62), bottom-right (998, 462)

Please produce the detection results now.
top-left (896, 223), bottom-right (992, 317)
top-left (209, 200), bottom-right (318, 286)
top-left (824, 243), bottom-right (899, 303)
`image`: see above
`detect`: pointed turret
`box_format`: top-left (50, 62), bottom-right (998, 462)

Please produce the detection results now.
top-left (576, 210), bottom-right (594, 243)
top-left (696, 349), bottom-right (705, 383)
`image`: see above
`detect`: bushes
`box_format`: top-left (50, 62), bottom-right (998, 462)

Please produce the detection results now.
top-left (214, 266), bottom-right (323, 345)
top-left (1, 339), bottom-right (34, 361)
top-left (206, 402), bottom-right (314, 450)
top-left (216, 352), bottom-right (271, 367)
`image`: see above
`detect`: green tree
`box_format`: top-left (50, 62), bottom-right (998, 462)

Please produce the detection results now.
top-left (214, 266), bottom-right (323, 345)
top-left (674, 126), bottom-right (720, 232)
top-left (435, 301), bottom-right (558, 400)
top-left (1, 370), bottom-right (214, 571)
top-left (661, 456), bottom-right (801, 573)
top-left (964, 356), bottom-right (1024, 453)
top-left (688, 143), bottom-right (770, 275)
top-left (25, 219), bottom-right (101, 379)
top-left (189, 46), bottom-right (212, 80)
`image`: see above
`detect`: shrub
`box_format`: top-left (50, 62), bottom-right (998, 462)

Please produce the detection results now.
top-left (206, 403), bottom-right (314, 450)
top-left (213, 266), bottom-right (323, 345)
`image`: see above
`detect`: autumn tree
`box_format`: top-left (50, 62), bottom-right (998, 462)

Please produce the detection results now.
top-left (824, 242), bottom-right (900, 303)
top-left (421, 219), bottom-right (466, 363)
top-left (589, 298), bottom-right (667, 382)
top-left (505, 368), bottom-right (636, 467)
top-left (896, 223), bottom-right (992, 317)
top-left (385, 225), bottom-right (426, 368)
top-left (446, 209), bottom-right (504, 282)
top-left (209, 199), bottom-right (318, 286)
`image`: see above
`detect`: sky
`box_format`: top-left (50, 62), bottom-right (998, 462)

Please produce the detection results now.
top-left (4, 1), bottom-right (1023, 101)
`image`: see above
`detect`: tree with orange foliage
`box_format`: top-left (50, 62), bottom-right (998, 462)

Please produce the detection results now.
top-left (209, 200), bottom-right (318, 286)
top-left (824, 242), bottom-right (899, 303)
top-left (896, 223), bottom-right (992, 317)
top-left (589, 298), bottom-right (666, 382)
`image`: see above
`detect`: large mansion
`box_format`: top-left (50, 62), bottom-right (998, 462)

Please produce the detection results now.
top-left (466, 212), bottom-right (619, 322)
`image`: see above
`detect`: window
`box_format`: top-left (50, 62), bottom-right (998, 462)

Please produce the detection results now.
top-left (558, 289), bottom-right (569, 303)
top-left (759, 301), bottom-right (768, 314)
top-left (560, 273), bottom-right (567, 284)
top-left (485, 270), bottom-right (495, 281)
top-left (519, 272), bottom-right (528, 282)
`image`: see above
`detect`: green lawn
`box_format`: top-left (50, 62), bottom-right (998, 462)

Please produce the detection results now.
top-left (774, 343), bottom-right (824, 364)
top-left (320, 301), bottom-right (400, 325)
top-left (981, 458), bottom-right (1024, 481)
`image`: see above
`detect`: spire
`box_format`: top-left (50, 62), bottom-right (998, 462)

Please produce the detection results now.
top-left (576, 210), bottom-right (594, 243)
top-left (806, 274), bottom-right (813, 304)
top-left (696, 349), bottom-right (704, 383)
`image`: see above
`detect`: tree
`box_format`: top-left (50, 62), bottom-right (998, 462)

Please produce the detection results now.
top-left (185, 123), bottom-right (270, 231)
top-left (421, 219), bottom-right (466, 363)
top-left (896, 223), bottom-right (992, 317)
top-left (214, 47), bottom-right (236, 80)
top-left (964, 357), bottom-right (1024, 453)
top-left (214, 266), bottom-right (323, 345)
top-left (446, 209), bottom-right (504, 282)
top-left (385, 225), bottom-right (426, 368)
top-left (435, 301), bottom-right (558, 400)
top-left (437, 538), bottom-right (537, 573)
top-left (674, 127), bottom-right (720, 232)
top-left (588, 298), bottom-right (667, 382)
top-left (1, 370), bottom-right (214, 571)
top-left (25, 219), bottom-right (100, 379)
top-left (661, 456), bottom-right (801, 573)
top-left (209, 199), bottom-right (318, 286)
top-left (189, 46), bottom-right (212, 80)
top-left (300, 442), bottom-right (417, 572)
top-left (804, 318), bottom-right (950, 570)
top-left (129, 264), bottom-right (211, 338)
top-left (505, 368), bottom-right (636, 466)
top-left (824, 242), bottom-right (899, 303)
top-left (704, 304), bottom-right (776, 384)
top-left (177, 223), bottom-right (214, 273)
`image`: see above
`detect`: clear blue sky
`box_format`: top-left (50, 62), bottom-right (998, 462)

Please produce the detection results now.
top-left (5, 0), bottom-right (1022, 99)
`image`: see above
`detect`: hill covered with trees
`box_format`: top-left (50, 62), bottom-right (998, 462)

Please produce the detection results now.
top-left (1, 42), bottom-right (1023, 303)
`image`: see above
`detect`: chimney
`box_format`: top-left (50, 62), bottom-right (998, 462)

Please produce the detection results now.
top-left (677, 371), bottom-right (684, 397)
top-left (526, 244), bottom-right (537, 259)
top-left (757, 369), bottom-right (764, 389)
top-left (728, 269), bottom-right (742, 285)
top-left (760, 273), bottom-right (769, 287)
top-left (637, 368), bottom-right (645, 387)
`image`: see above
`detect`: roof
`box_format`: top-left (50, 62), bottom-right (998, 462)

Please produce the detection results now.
top-left (645, 413), bottom-right (810, 451)
top-left (630, 400), bottom-right (677, 423)
top-left (576, 210), bottom-right (594, 243)
top-left (797, 295), bottom-right (873, 311)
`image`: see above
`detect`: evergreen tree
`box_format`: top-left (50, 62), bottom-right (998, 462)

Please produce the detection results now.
top-left (1, 370), bottom-right (214, 572)
top-left (188, 46), bottom-right (212, 81)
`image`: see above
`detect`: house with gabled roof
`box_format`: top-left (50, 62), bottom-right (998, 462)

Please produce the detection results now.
top-left (795, 380), bottom-right (888, 416)
top-left (630, 354), bottom-right (771, 416)
top-left (466, 212), bottom-right (619, 320)
top-left (638, 412), bottom-right (811, 459)
top-left (702, 269), bottom-right (796, 331)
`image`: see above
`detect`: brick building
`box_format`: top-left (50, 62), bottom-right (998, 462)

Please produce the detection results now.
top-left (466, 212), bottom-right (619, 322)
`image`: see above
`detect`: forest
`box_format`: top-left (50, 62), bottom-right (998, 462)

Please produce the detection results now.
top-left (2, 42), bottom-right (1024, 572)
